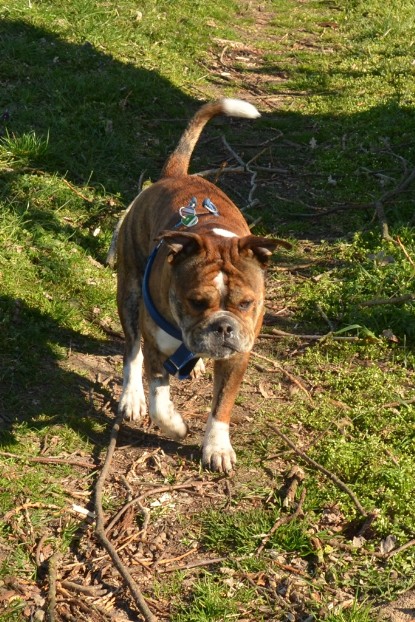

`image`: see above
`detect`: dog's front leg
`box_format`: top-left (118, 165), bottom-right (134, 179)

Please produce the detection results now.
top-left (143, 341), bottom-right (188, 441)
top-left (119, 319), bottom-right (147, 422)
top-left (202, 352), bottom-right (250, 473)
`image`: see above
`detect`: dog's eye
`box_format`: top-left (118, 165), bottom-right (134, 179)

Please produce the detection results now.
top-left (239, 299), bottom-right (254, 311)
top-left (188, 298), bottom-right (209, 311)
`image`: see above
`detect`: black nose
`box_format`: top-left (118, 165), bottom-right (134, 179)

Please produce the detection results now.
top-left (213, 320), bottom-right (234, 337)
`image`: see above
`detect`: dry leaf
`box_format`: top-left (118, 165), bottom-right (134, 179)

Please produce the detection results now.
top-left (380, 534), bottom-right (397, 554)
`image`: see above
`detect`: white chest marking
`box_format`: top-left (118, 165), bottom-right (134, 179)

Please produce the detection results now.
top-left (155, 327), bottom-right (182, 356)
top-left (212, 228), bottom-right (238, 238)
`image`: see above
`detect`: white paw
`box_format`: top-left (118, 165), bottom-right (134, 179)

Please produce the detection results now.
top-left (149, 381), bottom-right (188, 440)
top-left (203, 443), bottom-right (236, 473)
top-left (120, 346), bottom-right (145, 421)
top-left (202, 418), bottom-right (236, 473)
top-left (119, 386), bottom-right (147, 422)
top-left (152, 408), bottom-right (188, 441)
top-left (190, 358), bottom-right (206, 379)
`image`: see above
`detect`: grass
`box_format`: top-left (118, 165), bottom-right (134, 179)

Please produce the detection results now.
top-left (0, 0), bottom-right (414, 620)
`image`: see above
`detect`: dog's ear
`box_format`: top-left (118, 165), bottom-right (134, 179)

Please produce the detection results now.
top-left (238, 235), bottom-right (291, 266)
top-left (157, 230), bottom-right (204, 261)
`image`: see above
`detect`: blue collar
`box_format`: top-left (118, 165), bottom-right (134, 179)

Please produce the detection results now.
top-left (142, 243), bottom-right (199, 379)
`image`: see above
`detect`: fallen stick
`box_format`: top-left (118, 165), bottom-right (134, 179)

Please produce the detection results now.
top-left (0, 450), bottom-right (95, 469)
top-left (156, 547), bottom-right (198, 567)
top-left (396, 236), bottom-right (415, 268)
top-left (60, 580), bottom-right (106, 596)
top-left (160, 557), bottom-right (227, 573)
top-left (47, 551), bottom-right (60, 622)
top-left (105, 479), bottom-right (211, 535)
top-left (358, 293), bottom-right (415, 307)
top-left (267, 424), bottom-right (368, 517)
top-left (383, 397), bottom-right (415, 409)
top-left (251, 351), bottom-right (313, 402)
top-left (260, 329), bottom-right (375, 343)
top-left (387, 537), bottom-right (415, 559)
top-left (375, 201), bottom-right (394, 242)
top-left (61, 177), bottom-right (94, 203)
top-left (94, 413), bottom-right (157, 622)
top-left (3, 502), bottom-right (61, 522)
top-left (328, 538), bottom-right (385, 560)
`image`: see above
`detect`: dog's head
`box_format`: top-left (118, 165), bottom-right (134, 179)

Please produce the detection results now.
top-left (157, 231), bottom-right (291, 359)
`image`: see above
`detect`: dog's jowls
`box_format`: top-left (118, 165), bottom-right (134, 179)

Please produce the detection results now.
top-left (116, 98), bottom-right (290, 473)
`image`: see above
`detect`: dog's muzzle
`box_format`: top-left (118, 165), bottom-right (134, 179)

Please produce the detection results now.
top-left (186, 312), bottom-right (252, 359)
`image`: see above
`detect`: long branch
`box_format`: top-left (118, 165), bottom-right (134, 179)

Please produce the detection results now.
top-left (267, 424), bottom-right (368, 517)
top-left (94, 414), bottom-right (157, 622)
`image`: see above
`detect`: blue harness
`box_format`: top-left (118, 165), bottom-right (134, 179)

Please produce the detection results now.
top-left (142, 197), bottom-right (218, 380)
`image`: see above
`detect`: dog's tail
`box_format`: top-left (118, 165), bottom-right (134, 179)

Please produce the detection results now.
top-left (160, 98), bottom-right (260, 178)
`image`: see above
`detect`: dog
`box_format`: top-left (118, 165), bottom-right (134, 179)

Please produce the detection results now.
top-left (116, 98), bottom-right (290, 473)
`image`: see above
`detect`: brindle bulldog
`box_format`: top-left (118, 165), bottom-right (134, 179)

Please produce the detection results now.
top-left (116, 98), bottom-right (290, 473)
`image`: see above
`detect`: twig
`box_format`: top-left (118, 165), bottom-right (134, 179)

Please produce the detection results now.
top-left (383, 397), bottom-right (415, 409)
top-left (194, 163), bottom-right (289, 178)
top-left (0, 451), bottom-right (95, 470)
top-left (282, 465), bottom-right (306, 509)
top-left (194, 164), bottom-right (245, 177)
top-left (327, 538), bottom-right (385, 559)
top-left (105, 480), bottom-right (211, 535)
top-left (3, 502), bottom-right (61, 522)
top-left (60, 580), bottom-right (105, 596)
top-left (61, 178), bottom-right (94, 203)
top-left (35, 534), bottom-right (48, 568)
top-left (156, 547), bottom-right (198, 567)
top-left (396, 236), bottom-right (415, 268)
top-left (0, 165), bottom-right (94, 203)
top-left (375, 201), bottom-right (394, 242)
top-left (387, 537), bottom-right (415, 559)
top-left (261, 328), bottom-right (374, 343)
top-left (378, 164), bottom-right (415, 202)
top-left (280, 164), bottom-right (415, 222)
top-left (251, 351), bottom-right (313, 402)
top-left (160, 557), bottom-right (227, 573)
top-left (221, 135), bottom-right (260, 210)
top-left (257, 486), bottom-right (307, 554)
top-left (267, 423), bottom-right (369, 517)
top-left (358, 293), bottom-right (415, 307)
top-left (94, 413), bottom-right (157, 622)
top-left (47, 551), bottom-right (60, 622)
top-left (222, 135), bottom-right (245, 167)
top-left (316, 303), bottom-right (335, 331)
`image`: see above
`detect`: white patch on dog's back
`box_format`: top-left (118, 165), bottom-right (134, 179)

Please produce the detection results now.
top-left (212, 228), bottom-right (238, 238)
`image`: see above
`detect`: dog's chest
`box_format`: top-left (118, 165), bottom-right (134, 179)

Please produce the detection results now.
top-left (154, 326), bottom-right (182, 356)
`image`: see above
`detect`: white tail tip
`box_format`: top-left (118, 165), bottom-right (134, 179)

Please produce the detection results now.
top-left (221, 98), bottom-right (261, 119)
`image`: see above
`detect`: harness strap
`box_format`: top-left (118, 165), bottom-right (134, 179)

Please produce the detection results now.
top-left (142, 244), bottom-right (199, 380)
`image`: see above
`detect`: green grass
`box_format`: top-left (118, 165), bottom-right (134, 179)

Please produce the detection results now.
top-left (293, 233), bottom-right (415, 340)
top-left (0, 0), bottom-right (414, 620)
top-left (202, 507), bottom-right (313, 557)
top-left (175, 572), bottom-right (258, 622)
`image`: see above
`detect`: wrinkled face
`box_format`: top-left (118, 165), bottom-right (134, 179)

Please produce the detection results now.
top-left (164, 234), bottom-right (273, 359)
